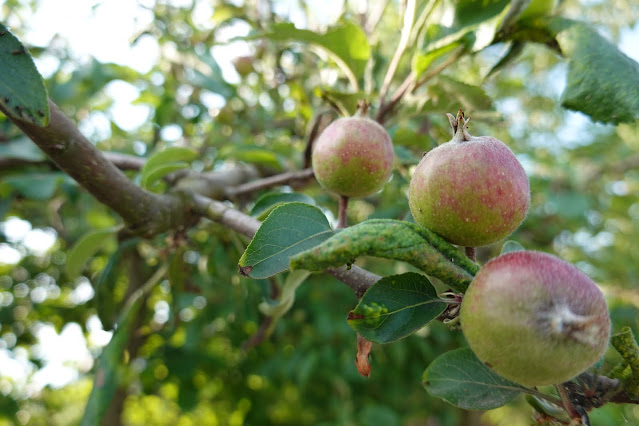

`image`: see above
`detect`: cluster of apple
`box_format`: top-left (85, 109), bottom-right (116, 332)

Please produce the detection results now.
top-left (312, 106), bottom-right (610, 387)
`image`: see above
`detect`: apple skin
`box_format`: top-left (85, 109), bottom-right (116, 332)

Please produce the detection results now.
top-left (312, 117), bottom-right (394, 197)
top-left (460, 251), bottom-right (611, 387)
top-left (409, 135), bottom-right (530, 247)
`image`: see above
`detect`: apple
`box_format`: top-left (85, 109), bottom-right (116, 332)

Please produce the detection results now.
top-left (312, 106), bottom-right (394, 197)
top-left (460, 250), bottom-right (611, 387)
top-left (409, 110), bottom-right (530, 247)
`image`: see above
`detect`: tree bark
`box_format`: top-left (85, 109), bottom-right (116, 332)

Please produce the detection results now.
top-left (0, 100), bottom-right (192, 237)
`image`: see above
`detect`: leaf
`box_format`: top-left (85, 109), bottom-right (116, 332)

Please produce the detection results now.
top-left (290, 219), bottom-right (478, 293)
top-left (81, 285), bottom-right (144, 426)
top-left (347, 273), bottom-right (446, 343)
top-left (141, 161), bottom-right (190, 189)
top-left (66, 227), bottom-right (119, 278)
top-left (187, 50), bottom-right (235, 98)
top-left (259, 270), bottom-right (310, 318)
top-left (453, 0), bottom-right (511, 29)
top-left (141, 147), bottom-right (197, 175)
top-left (94, 238), bottom-right (141, 330)
top-left (412, 76), bottom-right (493, 114)
top-left (500, 240), bottom-right (525, 254)
top-left (3, 173), bottom-right (67, 200)
top-left (218, 146), bottom-right (282, 171)
top-left (0, 137), bottom-right (46, 161)
top-left (552, 19), bottom-right (639, 124)
top-left (250, 192), bottom-right (316, 220)
top-left (238, 202), bottom-right (334, 279)
top-left (140, 147), bottom-right (197, 188)
top-left (485, 41), bottom-right (525, 79)
top-left (356, 334), bottom-right (373, 377)
top-left (247, 21), bottom-right (371, 86)
top-left (313, 87), bottom-right (365, 116)
top-left (423, 348), bottom-right (525, 410)
top-left (0, 24), bottom-right (49, 126)
top-left (413, 0), bottom-right (509, 74)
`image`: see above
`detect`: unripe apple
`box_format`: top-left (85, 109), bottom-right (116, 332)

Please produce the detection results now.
top-left (460, 251), bottom-right (611, 387)
top-left (409, 110), bottom-right (530, 247)
top-left (312, 104), bottom-right (394, 197)
top-left (233, 56), bottom-right (254, 77)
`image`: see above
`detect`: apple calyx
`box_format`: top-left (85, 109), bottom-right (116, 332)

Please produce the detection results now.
top-left (539, 304), bottom-right (606, 348)
top-left (446, 108), bottom-right (473, 143)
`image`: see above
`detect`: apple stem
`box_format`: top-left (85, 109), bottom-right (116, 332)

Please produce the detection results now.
top-left (338, 195), bottom-right (349, 229)
top-left (555, 383), bottom-right (583, 421)
top-left (355, 99), bottom-right (371, 118)
top-left (446, 109), bottom-right (473, 143)
top-left (464, 247), bottom-right (476, 261)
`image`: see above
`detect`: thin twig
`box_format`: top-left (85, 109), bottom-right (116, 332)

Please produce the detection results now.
top-left (191, 194), bottom-right (381, 296)
top-left (225, 168), bottom-right (315, 198)
top-left (376, 72), bottom-right (415, 124)
top-left (379, 0), bottom-right (416, 102)
top-left (303, 110), bottom-right (335, 169)
top-left (413, 45), bottom-right (467, 92)
top-left (556, 383), bottom-right (582, 421)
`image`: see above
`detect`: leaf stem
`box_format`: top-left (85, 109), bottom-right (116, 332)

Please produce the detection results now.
top-left (338, 195), bottom-right (350, 228)
top-left (464, 247), bottom-right (476, 262)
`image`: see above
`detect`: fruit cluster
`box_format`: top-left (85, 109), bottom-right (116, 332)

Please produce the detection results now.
top-left (312, 107), bottom-right (610, 387)
top-left (413, 110), bottom-right (610, 386)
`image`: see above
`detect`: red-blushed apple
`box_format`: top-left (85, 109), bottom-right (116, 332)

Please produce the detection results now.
top-left (312, 106), bottom-right (394, 198)
top-left (460, 250), bottom-right (611, 387)
top-left (409, 109), bottom-right (530, 247)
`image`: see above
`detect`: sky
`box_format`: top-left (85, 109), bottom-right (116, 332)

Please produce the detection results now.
top-left (1, 0), bottom-right (639, 401)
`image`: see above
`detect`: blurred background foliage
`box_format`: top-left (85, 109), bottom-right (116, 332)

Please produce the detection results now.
top-left (1, 0), bottom-right (639, 424)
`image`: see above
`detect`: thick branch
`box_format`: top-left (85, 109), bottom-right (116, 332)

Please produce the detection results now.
top-left (0, 100), bottom-right (191, 237)
top-left (192, 194), bottom-right (381, 294)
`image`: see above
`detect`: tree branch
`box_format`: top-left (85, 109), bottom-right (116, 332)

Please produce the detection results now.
top-left (224, 168), bottom-right (315, 198)
top-left (1, 100), bottom-right (194, 237)
top-left (191, 194), bottom-right (381, 295)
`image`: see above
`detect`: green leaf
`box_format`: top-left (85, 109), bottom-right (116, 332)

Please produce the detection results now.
top-left (412, 76), bottom-right (493, 114)
top-left (423, 348), bottom-right (525, 410)
top-left (248, 21), bottom-right (371, 87)
top-left (500, 240), bottom-right (525, 254)
top-left (187, 50), bottom-right (235, 98)
top-left (3, 173), bottom-right (67, 200)
top-left (141, 161), bottom-right (190, 189)
top-left (414, 0), bottom-right (509, 74)
top-left (142, 146), bottom-right (198, 173)
top-left (259, 270), bottom-right (310, 318)
top-left (250, 192), bottom-right (316, 221)
top-left (66, 227), bottom-right (119, 278)
top-left (238, 202), bottom-right (334, 279)
top-left (313, 87), bottom-right (365, 116)
top-left (454, 0), bottom-right (510, 29)
top-left (290, 219), bottom-right (478, 293)
top-left (552, 19), bottom-right (639, 124)
top-left (140, 147), bottom-right (197, 188)
top-left (0, 24), bottom-right (49, 126)
top-left (218, 146), bottom-right (282, 170)
top-left (0, 137), bottom-right (46, 161)
top-left (94, 238), bottom-right (141, 330)
top-left (81, 284), bottom-right (144, 426)
top-left (347, 272), bottom-right (446, 343)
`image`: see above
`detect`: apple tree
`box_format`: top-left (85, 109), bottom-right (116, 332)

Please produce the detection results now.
top-left (1, 0), bottom-right (639, 425)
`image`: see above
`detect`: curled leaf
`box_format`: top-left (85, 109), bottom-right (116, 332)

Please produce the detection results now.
top-left (290, 219), bottom-right (478, 292)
